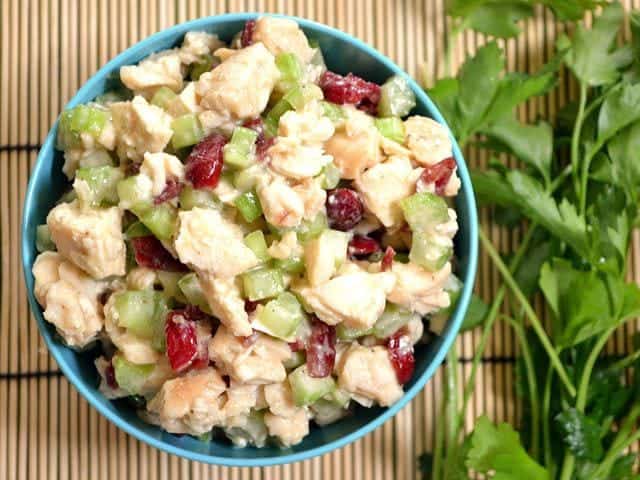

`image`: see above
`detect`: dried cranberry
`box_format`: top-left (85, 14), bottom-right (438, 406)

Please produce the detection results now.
top-left (326, 188), bottom-right (364, 231)
top-left (243, 117), bottom-right (265, 136)
top-left (348, 235), bottom-right (381, 258)
top-left (319, 71), bottom-right (381, 112)
top-left (417, 157), bottom-right (456, 195)
top-left (105, 361), bottom-right (118, 389)
top-left (130, 235), bottom-right (188, 272)
top-left (381, 246), bottom-right (396, 272)
top-left (387, 332), bottom-right (415, 384)
top-left (153, 179), bottom-right (184, 205)
top-left (165, 312), bottom-right (198, 372)
top-left (244, 300), bottom-right (259, 314)
top-left (243, 117), bottom-right (275, 162)
top-left (306, 319), bottom-right (336, 378)
top-left (288, 339), bottom-right (305, 352)
top-left (241, 20), bottom-right (256, 47)
top-left (241, 331), bottom-right (259, 347)
top-left (185, 133), bottom-right (227, 189)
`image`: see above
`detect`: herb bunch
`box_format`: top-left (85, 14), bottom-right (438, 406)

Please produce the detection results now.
top-left (422, 2), bottom-right (640, 479)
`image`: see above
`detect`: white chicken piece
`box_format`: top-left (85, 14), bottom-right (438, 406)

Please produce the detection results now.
top-left (126, 267), bottom-right (157, 291)
top-left (293, 177), bottom-right (327, 221)
top-left (110, 96), bottom-right (173, 162)
top-left (208, 326), bottom-right (291, 385)
top-left (267, 231), bottom-right (303, 260)
top-left (324, 106), bottom-right (381, 179)
top-left (221, 382), bottom-right (260, 424)
top-left (195, 43), bottom-right (279, 125)
top-left (253, 16), bottom-right (315, 64)
top-left (295, 270), bottom-right (396, 329)
top-left (62, 147), bottom-right (113, 180)
top-left (338, 344), bottom-right (403, 406)
top-left (174, 208), bottom-right (259, 278)
top-left (404, 115), bottom-right (452, 166)
top-left (166, 82), bottom-right (202, 117)
top-left (277, 101), bottom-right (335, 145)
top-left (304, 229), bottom-right (351, 287)
top-left (179, 31), bottom-right (224, 64)
top-left (264, 409), bottom-right (310, 447)
top-left (263, 382), bottom-right (300, 417)
top-left (32, 252), bottom-right (109, 348)
top-left (139, 152), bottom-right (185, 197)
top-left (198, 273), bottom-right (253, 337)
top-left (355, 155), bottom-right (417, 228)
top-left (267, 137), bottom-right (332, 180)
top-left (387, 261), bottom-right (452, 315)
top-left (417, 169), bottom-right (461, 197)
top-left (146, 368), bottom-right (227, 436)
top-left (120, 50), bottom-right (183, 94)
top-left (47, 200), bottom-right (126, 279)
top-left (256, 174), bottom-right (305, 228)
top-left (405, 316), bottom-right (425, 345)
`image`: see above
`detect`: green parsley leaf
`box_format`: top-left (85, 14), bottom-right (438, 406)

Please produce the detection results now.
top-left (460, 293), bottom-right (490, 332)
top-left (428, 77), bottom-right (460, 137)
top-left (608, 121), bottom-right (640, 202)
top-left (448, 0), bottom-right (534, 38)
top-left (555, 408), bottom-right (604, 462)
top-left (596, 83), bottom-right (640, 153)
top-left (470, 169), bottom-right (516, 207)
top-left (513, 239), bottom-right (552, 296)
top-left (541, 0), bottom-right (603, 21)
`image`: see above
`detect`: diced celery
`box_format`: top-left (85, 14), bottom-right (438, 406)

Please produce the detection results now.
top-left (256, 292), bottom-right (306, 339)
top-left (374, 117), bottom-right (405, 144)
top-left (117, 176), bottom-right (152, 212)
top-left (273, 256), bottom-right (305, 274)
top-left (244, 230), bottom-right (270, 262)
top-left (234, 191), bottom-right (263, 223)
top-left (378, 74), bottom-right (416, 118)
top-left (276, 52), bottom-right (304, 92)
top-left (36, 225), bottom-right (56, 252)
top-left (283, 350), bottom-right (306, 370)
top-left (156, 271), bottom-right (187, 303)
top-left (76, 165), bottom-right (124, 207)
top-left (309, 47), bottom-right (327, 72)
top-left (373, 303), bottom-right (415, 338)
top-left (125, 221), bottom-right (151, 239)
top-left (223, 127), bottom-right (258, 170)
top-left (304, 229), bottom-right (350, 284)
top-left (409, 231), bottom-right (453, 271)
top-left (138, 204), bottom-right (178, 241)
top-left (112, 355), bottom-right (154, 395)
top-left (288, 364), bottom-right (336, 406)
top-left (264, 98), bottom-right (292, 137)
top-left (150, 86), bottom-right (178, 110)
top-left (400, 192), bottom-right (449, 232)
top-left (57, 105), bottom-right (110, 150)
top-left (319, 162), bottom-right (341, 190)
top-left (283, 83), bottom-right (323, 111)
top-left (224, 410), bottom-right (268, 448)
top-left (242, 268), bottom-right (285, 301)
top-left (320, 101), bottom-right (346, 124)
top-left (179, 186), bottom-right (219, 210)
top-left (295, 213), bottom-right (328, 243)
top-left (233, 165), bottom-right (263, 192)
top-left (336, 324), bottom-right (372, 341)
top-left (171, 114), bottom-right (204, 150)
top-left (78, 150), bottom-right (114, 169)
top-left (324, 388), bottom-right (351, 407)
top-left (178, 273), bottom-right (213, 314)
top-left (189, 54), bottom-right (216, 81)
top-left (311, 399), bottom-right (348, 426)
top-left (114, 290), bottom-right (167, 340)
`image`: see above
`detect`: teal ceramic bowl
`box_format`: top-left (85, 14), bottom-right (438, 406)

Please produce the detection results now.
top-left (22, 13), bottom-right (478, 466)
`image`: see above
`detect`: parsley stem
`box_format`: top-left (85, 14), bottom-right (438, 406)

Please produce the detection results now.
top-left (432, 396), bottom-right (446, 480)
top-left (591, 406), bottom-right (640, 479)
top-left (542, 369), bottom-right (555, 474)
top-left (479, 227), bottom-right (577, 397)
top-left (607, 348), bottom-right (640, 372)
top-left (571, 83), bottom-right (588, 203)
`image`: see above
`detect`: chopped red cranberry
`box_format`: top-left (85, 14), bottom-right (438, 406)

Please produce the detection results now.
top-left (105, 361), bottom-right (118, 389)
top-left (387, 332), bottom-right (415, 384)
top-left (288, 339), bottom-right (305, 352)
top-left (243, 117), bottom-right (274, 162)
top-left (130, 235), bottom-right (188, 272)
top-left (241, 331), bottom-right (259, 347)
top-left (244, 300), bottom-right (259, 314)
top-left (165, 312), bottom-right (198, 372)
top-left (326, 188), bottom-right (364, 231)
top-left (306, 319), bottom-right (336, 378)
top-left (185, 133), bottom-right (227, 189)
top-left (125, 162), bottom-right (141, 176)
top-left (241, 20), bottom-right (256, 47)
top-left (348, 235), bottom-right (381, 258)
top-left (381, 246), bottom-right (396, 272)
top-left (153, 179), bottom-right (184, 205)
top-left (243, 117), bottom-right (265, 137)
top-left (417, 157), bottom-right (456, 195)
top-left (319, 71), bottom-right (381, 113)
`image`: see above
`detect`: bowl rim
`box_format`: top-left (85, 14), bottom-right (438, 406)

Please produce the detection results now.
top-left (22, 12), bottom-right (478, 467)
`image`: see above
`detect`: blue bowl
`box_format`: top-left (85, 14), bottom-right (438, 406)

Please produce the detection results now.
top-left (22, 13), bottom-right (478, 467)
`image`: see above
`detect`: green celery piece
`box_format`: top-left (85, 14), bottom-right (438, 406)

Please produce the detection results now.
top-left (234, 191), bottom-right (263, 223)
top-left (223, 127), bottom-right (258, 170)
top-left (324, 388), bottom-right (351, 407)
top-left (257, 292), bottom-right (306, 339)
top-left (373, 303), bottom-right (415, 338)
top-left (409, 231), bottom-right (453, 272)
top-left (283, 350), bottom-right (306, 370)
top-left (311, 399), bottom-right (347, 425)
top-left (244, 230), bottom-right (270, 262)
top-left (275, 52), bottom-right (304, 91)
top-left (189, 54), bottom-right (216, 81)
top-left (179, 186), bottom-right (219, 210)
top-left (177, 273), bottom-right (213, 314)
top-left (242, 268), bottom-right (285, 301)
top-left (295, 213), bottom-right (328, 242)
top-left (117, 176), bottom-right (152, 212)
top-left (374, 117), bottom-right (406, 144)
top-left (150, 86), bottom-right (178, 110)
top-left (283, 83), bottom-right (324, 111)
top-left (125, 221), bottom-right (151, 239)
top-left (171, 113), bottom-right (204, 150)
top-left (76, 165), bottom-right (124, 207)
top-left (137, 204), bottom-right (177, 241)
top-left (273, 256), bottom-right (305, 274)
top-left (400, 192), bottom-right (449, 232)
top-left (114, 290), bottom-right (167, 340)
top-left (78, 150), bottom-right (114, 169)
top-left (319, 162), bottom-right (341, 189)
top-left (112, 356), bottom-right (155, 396)
top-left (57, 105), bottom-right (109, 150)
top-left (36, 225), bottom-right (56, 253)
top-left (264, 98), bottom-right (292, 137)
top-left (320, 101), bottom-right (346, 124)
top-left (336, 324), bottom-right (372, 341)
top-left (233, 166), bottom-right (263, 192)
top-left (156, 271), bottom-right (187, 303)
top-left (378, 75), bottom-right (416, 117)
top-left (288, 364), bottom-right (336, 406)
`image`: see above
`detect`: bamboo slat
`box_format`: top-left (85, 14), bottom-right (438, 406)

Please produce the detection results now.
top-left (2, 1), bottom-right (639, 478)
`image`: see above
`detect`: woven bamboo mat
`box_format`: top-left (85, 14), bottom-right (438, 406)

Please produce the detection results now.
top-left (2, 1), bottom-right (639, 478)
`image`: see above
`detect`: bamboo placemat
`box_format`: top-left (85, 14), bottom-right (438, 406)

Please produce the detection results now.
top-left (2, 1), bottom-right (639, 478)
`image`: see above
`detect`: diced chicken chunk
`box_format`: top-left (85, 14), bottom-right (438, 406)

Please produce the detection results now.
top-left (267, 231), bottom-right (303, 260)
top-left (175, 208), bottom-right (259, 278)
top-left (356, 155), bottom-right (417, 228)
top-left (304, 230), bottom-right (350, 286)
top-left (62, 146), bottom-right (114, 180)
top-left (264, 409), bottom-right (310, 447)
top-left (139, 152), bottom-right (185, 197)
top-left (126, 267), bottom-right (157, 290)
top-left (179, 31), bottom-right (224, 64)
top-left (221, 382), bottom-right (260, 423)
top-left (387, 261), bottom-right (452, 315)
top-left (32, 252), bottom-right (109, 348)
top-left (325, 107), bottom-right (381, 179)
top-left (209, 326), bottom-right (291, 385)
top-left (256, 174), bottom-right (305, 228)
top-left (111, 96), bottom-right (173, 161)
top-left (405, 316), bottom-right (425, 345)
top-left (253, 16), bottom-right (315, 64)
top-left (195, 43), bottom-right (279, 125)
top-left (337, 345), bottom-right (403, 406)
top-left (120, 50), bottom-right (183, 94)
top-left (147, 368), bottom-right (227, 435)
top-left (293, 178), bottom-right (326, 221)
top-left (296, 270), bottom-right (396, 329)
top-left (267, 137), bottom-right (332, 180)
top-left (198, 273), bottom-right (252, 337)
top-left (264, 382), bottom-right (299, 417)
top-left (47, 201), bottom-right (126, 279)
top-left (277, 101), bottom-right (335, 145)
top-left (166, 82), bottom-right (202, 117)
top-left (404, 116), bottom-right (452, 166)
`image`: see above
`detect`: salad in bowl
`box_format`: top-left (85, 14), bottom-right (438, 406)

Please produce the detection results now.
top-left (31, 15), bottom-right (461, 449)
